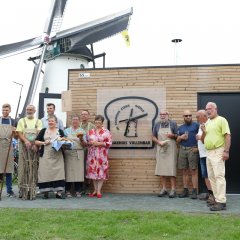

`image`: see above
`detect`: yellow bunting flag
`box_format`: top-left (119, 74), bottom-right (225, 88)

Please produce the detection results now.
top-left (121, 30), bottom-right (130, 47)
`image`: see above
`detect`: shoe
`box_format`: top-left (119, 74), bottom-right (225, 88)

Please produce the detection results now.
top-left (158, 189), bottom-right (168, 197)
top-left (88, 193), bottom-right (97, 198)
top-left (190, 188), bottom-right (198, 199)
top-left (210, 202), bottom-right (226, 211)
top-left (178, 188), bottom-right (189, 198)
top-left (76, 192), bottom-right (82, 198)
top-left (56, 192), bottom-right (65, 199)
top-left (97, 193), bottom-right (102, 198)
top-left (169, 189), bottom-right (176, 198)
top-left (198, 193), bottom-right (209, 200)
top-left (66, 191), bottom-right (72, 198)
top-left (207, 194), bottom-right (216, 206)
top-left (42, 193), bottom-right (48, 199)
top-left (7, 191), bottom-right (16, 198)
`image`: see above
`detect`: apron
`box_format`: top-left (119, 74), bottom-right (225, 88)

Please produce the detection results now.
top-left (38, 129), bottom-right (65, 183)
top-left (155, 124), bottom-right (177, 177)
top-left (0, 117), bottom-right (14, 173)
top-left (64, 129), bottom-right (84, 182)
top-left (18, 118), bottom-right (39, 200)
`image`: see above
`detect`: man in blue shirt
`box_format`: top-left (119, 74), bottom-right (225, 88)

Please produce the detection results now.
top-left (41, 103), bottom-right (64, 130)
top-left (177, 110), bottom-right (199, 199)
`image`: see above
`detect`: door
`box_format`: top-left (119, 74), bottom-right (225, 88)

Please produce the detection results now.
top-left (198, 92), bottom-right (240, 193)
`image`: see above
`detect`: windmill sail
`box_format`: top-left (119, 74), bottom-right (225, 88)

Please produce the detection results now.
top-left (0, 0), bottom-right (67, 59)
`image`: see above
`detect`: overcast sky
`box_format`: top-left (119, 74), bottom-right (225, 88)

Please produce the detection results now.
top-left (0, 0), bottom-right (240, 115)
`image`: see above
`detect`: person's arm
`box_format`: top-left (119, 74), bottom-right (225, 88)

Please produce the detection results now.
top-left (152, 122), bottom-right (165, 146)
top-left (223, 134), bottom-right (231, 161)
top-left (167, 121), bottom-right (178, 139)
top-left (35, 129), bottom-right (48, 146)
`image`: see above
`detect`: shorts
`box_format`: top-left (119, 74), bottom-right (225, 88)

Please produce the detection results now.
top-left (199, 157), bottom-right (208, 178)
top-left (178, 147), bottom-right (199, 170)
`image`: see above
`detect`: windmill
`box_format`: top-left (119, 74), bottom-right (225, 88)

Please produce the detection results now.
top-left (0, 0), bottom-right (133, 117)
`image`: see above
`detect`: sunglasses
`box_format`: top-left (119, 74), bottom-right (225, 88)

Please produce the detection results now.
top-left (184, 115), bottom-right (192, 117)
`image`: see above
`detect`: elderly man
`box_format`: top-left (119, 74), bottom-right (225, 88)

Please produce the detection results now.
top-left (16, 105), bottom-right (42, 200)
top-left (152, 110), bottom-right (178, 198)
top-left (79, 110), bottom-right (95, 194)
top-left (177, 110), bottom-right (199, 199)
top-left (196, 110), bottom-right (213, 202)
top-left (41, 103), bottom-right (64, 130)
top-left (201, 102), bottom-right (231, 211)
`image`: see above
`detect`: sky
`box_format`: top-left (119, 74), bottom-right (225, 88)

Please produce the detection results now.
top-left (0, 0), bottom-right (240, 115)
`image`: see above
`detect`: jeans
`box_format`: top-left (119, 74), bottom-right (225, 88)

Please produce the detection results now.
top-left (5, 173), bottom-right (12, 193)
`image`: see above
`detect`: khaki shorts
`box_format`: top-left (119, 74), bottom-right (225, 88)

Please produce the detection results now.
top-left (178, 147), bottom-right (199, 170)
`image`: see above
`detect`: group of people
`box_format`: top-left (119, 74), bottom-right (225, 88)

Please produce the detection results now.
top-left (153, 102), bottom-right (231, 211)
top-left (0, 103), bottom-right (112, 200)
top-left (0, 100), bottom-right (230, 211)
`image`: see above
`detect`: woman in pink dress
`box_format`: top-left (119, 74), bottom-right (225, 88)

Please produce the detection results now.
top-left (83, 115), bottom-right (112, 198)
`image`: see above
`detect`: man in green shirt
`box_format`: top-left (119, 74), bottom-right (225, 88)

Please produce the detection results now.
top-left (201, 102), bottom-right (231, 211)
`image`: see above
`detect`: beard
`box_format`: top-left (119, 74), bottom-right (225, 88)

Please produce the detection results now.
top-left (26, 114), bottom-right (34, 119)
top-left (160, 119), bottom-right (168, 124)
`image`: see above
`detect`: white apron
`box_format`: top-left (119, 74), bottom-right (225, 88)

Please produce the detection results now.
top-left (155, 125), bottom-right (177, 176)
top-left (0, 118), bottom-right (14, 173)
top-left (64, 131), bottom-right (84, 182)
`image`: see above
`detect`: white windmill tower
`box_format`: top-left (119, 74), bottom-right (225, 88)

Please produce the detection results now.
top-left (0, 0), bottom-right (133, 119)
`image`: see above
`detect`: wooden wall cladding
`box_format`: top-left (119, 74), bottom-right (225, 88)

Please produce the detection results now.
top-left (68, 65), bottom-right (240, 193)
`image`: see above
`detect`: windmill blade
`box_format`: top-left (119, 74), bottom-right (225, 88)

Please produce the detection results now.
top-left (51, 8), bottom-right (133, 52)
top-left (0, 0), bottom-right (68, 59)
top-left (44, 0), bottom-right (68, 35)
top-left (0, 36), bottom-right (43, 59)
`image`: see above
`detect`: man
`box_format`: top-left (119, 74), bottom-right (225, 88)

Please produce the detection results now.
top-left (80, 110), bottom-right (95, 133)
top-left (152, 110), bottom-right (178, 198)
top-left (0, 103), bottom-right (16, 197)
top-left (177, 110), bottom-right (199, 199)
top-left (41, 103), bottom-right (64, 130)
top-left (201, 102), bottom-right (231, 211)
top-left (80, 110), bottom-right (95, 193)
top-left (16, 104), bottom-right (42, 200)
top-left (196, 110), bottom-right (213, 202)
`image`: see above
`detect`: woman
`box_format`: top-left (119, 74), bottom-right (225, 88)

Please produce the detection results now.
top-left (82, 115), bottom-right (112, 198)
top-left (64, 114), bottom-right (86, 198)
top-left (35, 115), bottom-right (65, 199)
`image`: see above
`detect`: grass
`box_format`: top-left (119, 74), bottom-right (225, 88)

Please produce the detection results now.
top-left (0, 209), bottom-right (240, 240)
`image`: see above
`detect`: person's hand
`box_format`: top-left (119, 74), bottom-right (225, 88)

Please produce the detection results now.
top-left (181, 133), bottom-right (188, 140)
top-left (200, 123), bottom-right (206, 133)
top-left (44, 139), bottom-right (51, 145)
top-left (25, 140), bottom-right (32, 149)
top-left (223, 151), bottom-right (229, 161)
top-left (158, 141), bottom-right (165, 147)
top-left (32, 145), bottom-right (38, 152)
top-left (166, 133), bottom-right (175, 139)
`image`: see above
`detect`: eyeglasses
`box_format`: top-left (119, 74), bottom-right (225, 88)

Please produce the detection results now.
top-left (95, 121), bottom-right (102, 123)
top-left (160, 113), bottom-right (168, 116)
top-left (184, 115), bottom-right (192, 117)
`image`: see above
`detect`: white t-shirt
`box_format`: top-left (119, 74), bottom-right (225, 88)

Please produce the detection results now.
top-left (197, 127), bottom-right (207, 158)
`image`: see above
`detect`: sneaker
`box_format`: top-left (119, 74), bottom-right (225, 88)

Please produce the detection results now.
top-left (66, 191), bottom-right (72, 198)
top-left (158, 189), bottom-right (168, 197)
top-left (178, 188), bottom-right (189, 198)
top-left (169, 189), bottom-right (176, 198)
top-left (210, 202), bottom-right (226, 211)
top-left (198, 193), bottom-right (209, 200)
top-left (191, 188), bottom-right (198, 199)
top-left (7, 191), bottom-right (16, 198)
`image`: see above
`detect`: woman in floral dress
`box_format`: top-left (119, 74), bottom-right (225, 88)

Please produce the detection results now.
top-left (83, 115), bottom-right (112, 198)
